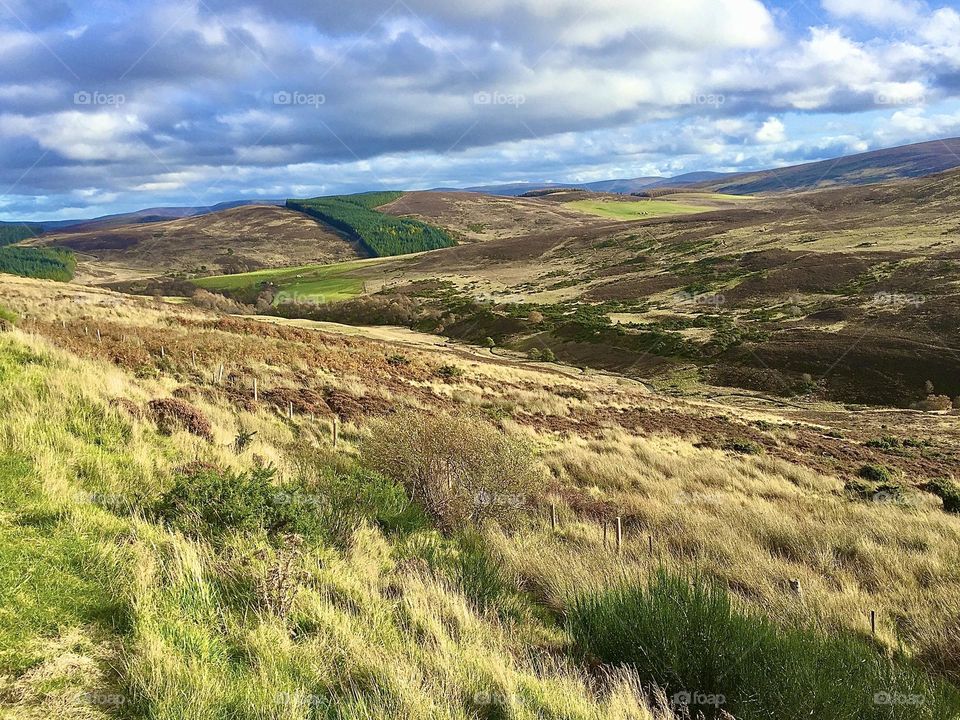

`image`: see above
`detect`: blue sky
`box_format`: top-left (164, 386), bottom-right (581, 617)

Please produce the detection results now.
top-left (1, 0), bottom-right (960, 219)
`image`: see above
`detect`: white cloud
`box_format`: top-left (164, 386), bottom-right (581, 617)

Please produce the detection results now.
top-left (756, 117), bottom-right (787, 143)
top-left (821, 0), bottom-right (922, 26)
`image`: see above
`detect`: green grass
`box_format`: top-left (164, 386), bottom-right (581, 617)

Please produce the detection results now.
top-left (193, 259), bottom-right (377, 305)
top-left (565, 199), bottom-right (713, 220)
top-left (568, 571), bottom-right (960, 720)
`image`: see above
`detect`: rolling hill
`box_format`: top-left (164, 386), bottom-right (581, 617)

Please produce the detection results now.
top-left (27, 205), bottom-right (365, 284)
top-left (702, 137), bottom-right (960, 194)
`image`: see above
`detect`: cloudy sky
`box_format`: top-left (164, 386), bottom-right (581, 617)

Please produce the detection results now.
top-left (2, 0), bottom-right (960, 219)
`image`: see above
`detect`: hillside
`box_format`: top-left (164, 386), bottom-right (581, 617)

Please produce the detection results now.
top-left (0, 275), bottom-right (959, 718)
top-left (702, 137), bottom-right (960, 194)
top-left (27, 205), bottom-right (365, 285)
top-left (208, 170), bottom-right (960, 408)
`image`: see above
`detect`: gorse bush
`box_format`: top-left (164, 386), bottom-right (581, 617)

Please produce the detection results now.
top-left (362, 409), bottom-right (543, 530)
top-left (155, 456), bottom-right (420, 543)
top-left (568, 571), bottom-right (960, 720)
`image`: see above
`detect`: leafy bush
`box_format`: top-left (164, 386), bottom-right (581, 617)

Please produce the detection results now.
top-left (927, 480), bottom-right (960, 514)
top-left (362, 409), bottom-right (542, 530)
top-left (435, 363), bottom-right (463, 379)
top-left (287, 193), bottom-right (455, 257)
top-left (568, 571), bottom-right (960, 720)
top-left (155, 465), bottom-right (286, 538)
top-left (914, 395), bottom-right (953, 412)
top-left (723, 439), bottom-right (762, 455)
top-left (858, 464), bottom-right (892, 483)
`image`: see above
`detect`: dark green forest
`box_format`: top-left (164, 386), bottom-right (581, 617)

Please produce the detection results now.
top-left (287, 192), bottom-right (456, 257)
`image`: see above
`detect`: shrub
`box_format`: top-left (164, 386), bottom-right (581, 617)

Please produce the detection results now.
top-left (858, 464), bottom-right (892, 483)
top-left (914, 395), bottom-right (953, 412)
top-left (542, 348), bottom-right (556, 362)
top-left (723, 439), bottom-right (762, 455)
top-left (148, 398), bottom-right (213, 440)
top-left (155, 464), bottom-right (339, 540)
top-left (568, 571), bottom-right (960, 720)
top-left (927, 480), bottom-right (960, 514)
top-left (0, 305), bottom-right (17, 332)
top-left (361, 409), bottom-right (543, 530)
top-left (155, 465), bottom-right (281, 538)
top-left (435, 364), bottom-right (464, 380)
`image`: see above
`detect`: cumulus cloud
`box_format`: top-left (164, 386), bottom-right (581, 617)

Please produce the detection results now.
top-left (0, 0), bottom-right (959, 216)
top-left (821, 0), bottom-right (922, 26)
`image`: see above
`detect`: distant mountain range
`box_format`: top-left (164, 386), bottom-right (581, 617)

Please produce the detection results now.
top-left (0, 200), bottom-right (284, 236)
top-left (445, 171), bottom-right (734, 196)
top-left (4, 137), bottom-right (960, 232)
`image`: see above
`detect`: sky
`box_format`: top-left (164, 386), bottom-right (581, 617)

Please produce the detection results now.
top-left (2, 0), bottom-right (960, 219)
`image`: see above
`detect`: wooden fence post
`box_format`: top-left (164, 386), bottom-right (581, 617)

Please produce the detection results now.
top-left (253, 378), bottom-right (258, 403)
top-left (333, 417), bottom-right (339, 447)
top-left (550, 504), bottom-right (557, 531)
top-left (616, 516), bottom-right (623, 553)
top-left (870, 610), bottom-right (876, 635)
top-left (288, 401), bottom-right (293, 420)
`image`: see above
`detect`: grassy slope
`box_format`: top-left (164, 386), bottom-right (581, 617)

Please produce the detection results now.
top-left (193, 259), bottom-right (381, 304)
top-left (2, 280), bottom-right (960, 718)
top-left (0, 329), bottom-right (668, 720)
top-left (564, 199), bottom-right (712, 219)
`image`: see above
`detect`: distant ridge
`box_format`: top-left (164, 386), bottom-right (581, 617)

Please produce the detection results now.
top-left (699, 137), bottom-right (960, 194)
